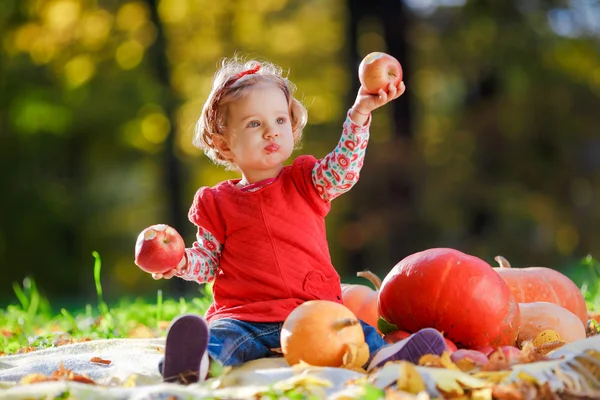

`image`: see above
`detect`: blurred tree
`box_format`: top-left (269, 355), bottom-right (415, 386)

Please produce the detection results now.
top-left (1, 0), bottom-right (599, 305)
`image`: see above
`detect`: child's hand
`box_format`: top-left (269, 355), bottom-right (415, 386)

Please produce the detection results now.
top-left (352, 81), bottom-right (406, 116)
top-left (152, 254), bottom-right (187, 280)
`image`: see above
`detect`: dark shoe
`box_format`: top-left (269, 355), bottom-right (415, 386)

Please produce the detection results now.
top-left (367, 328), bottom-right (446, 371)
top-left (162, 314), bottom-right (210, 384)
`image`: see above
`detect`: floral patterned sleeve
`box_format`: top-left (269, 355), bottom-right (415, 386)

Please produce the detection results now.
top-left (175, 226), bottom-right (222, 283)
top-left (312, 110), bottom-right (371, 202)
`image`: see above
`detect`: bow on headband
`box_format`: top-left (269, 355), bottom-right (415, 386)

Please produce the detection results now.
top-left (210, 63), bottom-right (261, 123)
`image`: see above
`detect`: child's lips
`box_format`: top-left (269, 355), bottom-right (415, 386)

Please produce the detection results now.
top-left (265, 143), bottom-right (280, 152)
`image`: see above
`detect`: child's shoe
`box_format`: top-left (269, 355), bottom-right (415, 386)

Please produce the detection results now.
top-left (367, 327), bottom-right (446, 371)
top-left (162, 314), bottom-right (210, 384)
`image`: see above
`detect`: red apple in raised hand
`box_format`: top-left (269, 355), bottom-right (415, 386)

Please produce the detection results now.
top-left (135, 224), bottom-right (185, 274)
top-left (358, 52), bottom-right (403, 94)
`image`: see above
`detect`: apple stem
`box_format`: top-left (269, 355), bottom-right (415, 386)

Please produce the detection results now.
top-left (494, 255), bottom-right (512, 269)
top-left (357, 271), bottom-right (382, 290)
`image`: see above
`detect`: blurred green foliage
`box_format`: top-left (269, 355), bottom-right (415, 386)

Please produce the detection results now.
top-left (1, 0), bottom-right (599, 304)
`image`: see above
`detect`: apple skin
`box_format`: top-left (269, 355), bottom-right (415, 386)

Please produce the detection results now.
top-left (135, 224), bottom-right (185, 274)
top-left (358, 52), bottom-right (403, 94)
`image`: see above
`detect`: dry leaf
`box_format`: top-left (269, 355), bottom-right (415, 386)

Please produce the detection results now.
top-left (533, 329), bottom-right (562, 347)
top-left (454, 358), bottom-right (478, 372)
top-left (517, 341), bottom-right (551, 364)
top-left (128, 325), bottom-right (154, 338)
top-left (90, 356), bottom-right (112, 365)
top-left (341, 342), bottom-right (369, 371)
top-left (20, 362), bottom-right (96, 385)
top-left (418, 352), bottom-right (461, 371)
top-left (16, 346), bottom-right (36, 354)
top-left (396, 361), bottom-right (426, 394)
top-left (429, 368), bottom-right (489, 397)
top-left (1, 329), bottom-right (13, 338)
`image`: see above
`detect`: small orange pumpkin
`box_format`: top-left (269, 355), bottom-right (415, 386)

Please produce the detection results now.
top-left (516, 302), bottom-right (586, 346)
top-left (494, 256), bottom-right (588, 325)
top-left (281, 300), bottom-right (369, 367)
top-left (341, 271), bottom-right (382, 330)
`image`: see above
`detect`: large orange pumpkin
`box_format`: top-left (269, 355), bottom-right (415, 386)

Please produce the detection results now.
top-left (378, 248), bottom-right (521, 349)
top-left (493, 256), bottom-right (588, 325)
top-left (341, 271), bottom-right (381, 330)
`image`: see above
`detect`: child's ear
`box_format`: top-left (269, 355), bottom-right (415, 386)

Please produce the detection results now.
top-left (213, 134), bottom-right (233, 160)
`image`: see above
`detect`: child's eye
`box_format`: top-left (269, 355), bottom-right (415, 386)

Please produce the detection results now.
top-left (276, 117), bottom-right (287, 124)
top-left (247, 121), bottom-right (260, 128)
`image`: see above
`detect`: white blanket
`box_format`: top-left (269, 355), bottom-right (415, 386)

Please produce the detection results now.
top-left (0, 338), bottom-right (362, 399)
top-left (1, 335), bottom-right (598, 399)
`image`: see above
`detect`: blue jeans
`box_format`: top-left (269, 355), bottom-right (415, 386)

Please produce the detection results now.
top-left (208, 318), bottom-right (387, 367)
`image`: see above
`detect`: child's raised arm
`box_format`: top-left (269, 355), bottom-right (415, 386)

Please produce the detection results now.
top-left (311, 81), bottom-right (405, 202)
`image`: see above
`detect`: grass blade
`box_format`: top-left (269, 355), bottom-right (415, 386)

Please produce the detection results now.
top-left (92, 251), bottom-right (110, 317)
top-left (12, 281), bottom-right (29, 311)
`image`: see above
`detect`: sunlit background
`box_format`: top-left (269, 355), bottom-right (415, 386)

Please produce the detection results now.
top-left (1, 0), bottom-right (600, 307)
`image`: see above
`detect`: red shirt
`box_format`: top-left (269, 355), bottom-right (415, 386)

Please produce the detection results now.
top-left (188, 155), bottom-right (343, 324)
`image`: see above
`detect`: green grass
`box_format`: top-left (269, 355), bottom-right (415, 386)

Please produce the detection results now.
top-left (0, 253), bottom-right (599, 356)
top-left (0, 252), bottom-right (212, 355)
top-left (578, 254), bottom-right (600, 313)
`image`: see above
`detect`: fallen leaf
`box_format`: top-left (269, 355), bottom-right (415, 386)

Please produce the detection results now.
top-left (418, 352), bottom-right (461, 371)
top-left (396, 361), bottom-right (426, 394)
top-left (517, 341), bottom-right (551, 364)
top-left (533, 329), bottom-right (562, 347)
top-left (20, 362), bottom-right (96, 385)
top-left (90, 357), bottom-right (112, 365)
top-left (16, 346), bottom-right (36, 354)
top-left (128, 325), bottom-right (154, 338)
top-left (342, 342), bottom-right (369, 371)
top-left (422, 368), bottom-right (489, 397)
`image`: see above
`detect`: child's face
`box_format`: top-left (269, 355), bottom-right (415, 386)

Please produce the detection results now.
top-left (222, 83), bottom-right (294, 177)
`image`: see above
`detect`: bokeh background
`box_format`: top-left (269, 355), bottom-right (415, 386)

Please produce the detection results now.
top-left (1, 0), bottom-right (600, 308)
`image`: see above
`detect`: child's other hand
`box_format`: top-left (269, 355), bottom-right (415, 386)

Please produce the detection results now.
top-left (353, 81), bottom-right (405, 115)
top-left (152, 254), bottom-right (187, 280)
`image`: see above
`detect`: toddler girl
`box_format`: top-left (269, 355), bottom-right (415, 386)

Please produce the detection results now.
top-left (137, 57), bottom-right (446, 383)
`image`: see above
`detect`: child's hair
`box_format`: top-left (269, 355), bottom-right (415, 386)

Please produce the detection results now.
top-left (194, 57), bottom-right (308, 170)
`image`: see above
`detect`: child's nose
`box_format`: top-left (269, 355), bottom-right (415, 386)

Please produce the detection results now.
top-left (263, 125), bottom-right (279, 138)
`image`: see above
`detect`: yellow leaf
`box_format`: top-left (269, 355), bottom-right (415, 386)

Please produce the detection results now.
top-left (421, 368), bottom-right (489, 397)
top-left (341, 342), bottom-right (369, 371)
top-left (396, 361), bottom-right (426, 394)
top-left (533, 329), bottom-right (562, 347)
top-left (418, 351), bottom-right (461, 371)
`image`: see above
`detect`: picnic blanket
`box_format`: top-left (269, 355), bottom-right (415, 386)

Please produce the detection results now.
top-left (0, 335), bottom-right (598, 399)
top-left (0, 337), bottom-right (362, 399)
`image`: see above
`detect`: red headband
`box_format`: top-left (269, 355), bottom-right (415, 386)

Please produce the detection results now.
top-left (209, 63), bottom-right (261, 125)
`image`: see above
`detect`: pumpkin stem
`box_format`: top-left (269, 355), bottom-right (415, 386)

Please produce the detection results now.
top-left (332, 318), bottom-right (359, 331)
top-left (357, 271), bottom-right (382, 290)
top-left (494, 255), bottom-right (512, 269)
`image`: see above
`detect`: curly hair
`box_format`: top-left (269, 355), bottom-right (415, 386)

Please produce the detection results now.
top-left (193, 57), bottom-right (308, 170)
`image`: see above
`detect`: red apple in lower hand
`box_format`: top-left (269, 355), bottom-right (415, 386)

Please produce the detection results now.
top-left (135, 224), bottom-right (185, 274)
top-left (358, 52), bottom-right (403, 94)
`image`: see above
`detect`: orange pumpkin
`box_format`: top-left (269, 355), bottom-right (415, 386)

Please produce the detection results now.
top-left (494, 256), bottom-right (588, 325)
top-left (341, 271), bottom-right (382, 330)
top-left (516, 302), bottom-right (587, 346)
top-left (378, 248), bottom-right (520, 349)
top-left (281, 300), bottom-right (369, 367)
